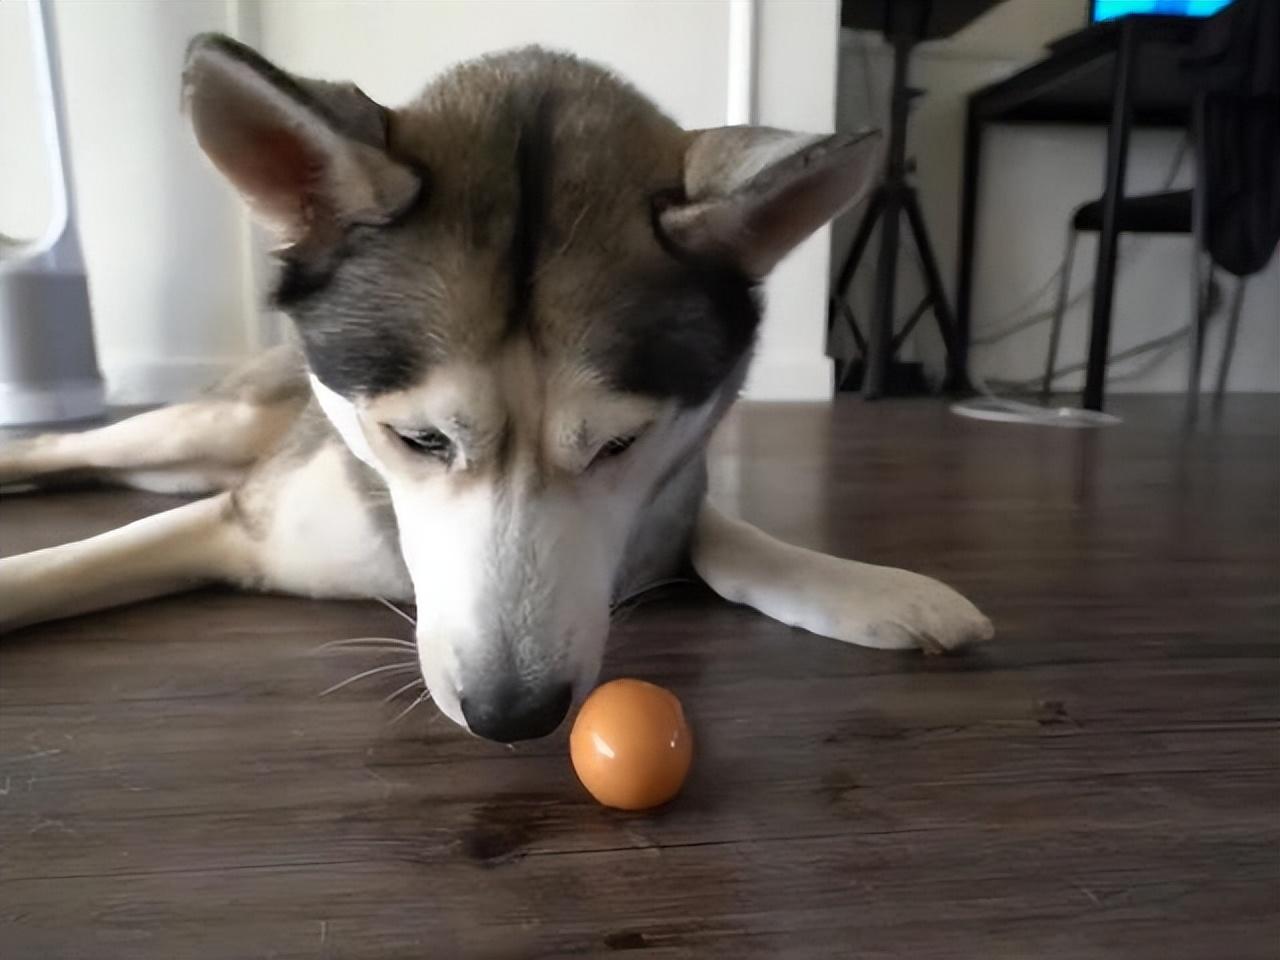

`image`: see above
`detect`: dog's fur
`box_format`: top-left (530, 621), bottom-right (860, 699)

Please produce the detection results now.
top-left (0, 37), bottom-right (992, 742)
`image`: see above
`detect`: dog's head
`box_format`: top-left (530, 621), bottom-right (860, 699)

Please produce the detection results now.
top-left (183, 36), bottom-right (878, 741)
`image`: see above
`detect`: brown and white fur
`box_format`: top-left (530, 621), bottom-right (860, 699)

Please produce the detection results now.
top-left (0, 37), bottom-right (992, 743)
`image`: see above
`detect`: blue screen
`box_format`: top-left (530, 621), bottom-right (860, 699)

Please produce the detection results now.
top-left (1093, 0), bottom-right (1232, 21)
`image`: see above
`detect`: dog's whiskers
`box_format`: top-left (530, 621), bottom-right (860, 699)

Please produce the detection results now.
top-left (374, 596), bottom-right (417, 627)
top-left (382, 677), bottom-right (425, 704)
top-left (311, 636), bottom-right (417, 654)
top-left (388, 689), bottom-right (433, 726)
top-left (320, 661), bottom-right (419, 697)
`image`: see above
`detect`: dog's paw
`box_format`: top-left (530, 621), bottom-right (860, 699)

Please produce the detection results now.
top-left (816, 562), bottom-right (994, 654)
top-left (691, 506), bottom-right (993, 655)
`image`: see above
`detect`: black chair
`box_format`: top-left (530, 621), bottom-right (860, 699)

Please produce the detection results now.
top-left (1042, 0), bottom-right (1279, 406)
top-left (1039, 147), bottom-right (1247, 401)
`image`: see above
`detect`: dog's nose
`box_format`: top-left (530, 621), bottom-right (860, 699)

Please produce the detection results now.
top-left (461, 682), bottom-right (573, 743)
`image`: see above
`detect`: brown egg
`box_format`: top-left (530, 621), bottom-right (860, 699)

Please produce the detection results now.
top-left (569, 678), bottom-right (693, 810)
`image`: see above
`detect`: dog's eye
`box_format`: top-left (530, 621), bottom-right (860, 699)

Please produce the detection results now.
top-left (393, 427), bottom-right (454, 464)
top-left (592, 434), bottom-right (637, 467)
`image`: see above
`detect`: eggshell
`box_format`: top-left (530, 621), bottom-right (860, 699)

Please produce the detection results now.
top-left (569, 679), bottom-right (692, 810)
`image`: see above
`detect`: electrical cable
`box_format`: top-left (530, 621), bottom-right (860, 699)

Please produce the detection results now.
top-left (970, 134), bottom-right (1190, 348)
top-left (988, 322), bottom-right (1192, 393)
top-left (954, 320), bottom-right (1207, 427)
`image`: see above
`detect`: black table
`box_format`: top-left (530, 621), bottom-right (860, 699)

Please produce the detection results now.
top-left (955, 14), bottom-right (1203, 411)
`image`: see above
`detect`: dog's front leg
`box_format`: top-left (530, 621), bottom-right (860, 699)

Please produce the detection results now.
top-left (0, 494), bottom-right (255, 632)
top-left (692, 502), bottom-right (993, 653)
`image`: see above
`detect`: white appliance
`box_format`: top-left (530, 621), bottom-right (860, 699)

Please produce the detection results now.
top-left (0, 0), bottom-right (104, 425)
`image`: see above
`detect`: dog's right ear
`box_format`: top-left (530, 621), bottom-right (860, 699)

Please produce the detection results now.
top-left (182, 34), bottom-right (421, 247)
top-left (659, 126), bottom-right (881, 279)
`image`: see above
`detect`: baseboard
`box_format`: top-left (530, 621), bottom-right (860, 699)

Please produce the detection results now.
top-left (0, 377), bottom-right (106, 427)
top-left (102, 356), bottom-right (247, 405)
top-left (742, 355), bottom-right (834, 401)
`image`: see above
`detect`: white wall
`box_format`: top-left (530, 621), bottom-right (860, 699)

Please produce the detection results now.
top-left (2, 0), bottom-right (843, 404)
top-left (2, 0), bottom-right (258, 404)
top-left (257, 0), bottom-right (730, 128)
top-left (746, 0), bottom-right (841, 400)
top-left (0, 2), bottom-right (50, 244)
top-left (833, 0), bottom-right (1279, 393)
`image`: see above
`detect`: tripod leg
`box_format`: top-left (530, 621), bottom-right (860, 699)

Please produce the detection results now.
top-left (839, 299), bottom-right (868, 355)
top-left (834, 300), bottom-right (868, 391)
top-left (829, 191), bottom-right (883, 392)
top-left (828, 190), bottom-right (884, 351)
top-left (864, 187), bottom-right (901, 399)
top-left (903, 189), bottom-right (966, 391)
top-left (830, 188), bottom-right (885, 316)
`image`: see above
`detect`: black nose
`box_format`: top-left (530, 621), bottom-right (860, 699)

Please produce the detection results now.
top-left (461, 682), bottom-right (573, 743)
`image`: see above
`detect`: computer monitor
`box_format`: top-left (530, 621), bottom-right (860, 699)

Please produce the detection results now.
top-left (1090, 0), bottom-right (1232, 23)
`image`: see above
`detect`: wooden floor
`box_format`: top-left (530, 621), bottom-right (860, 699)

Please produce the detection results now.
top-left (1, 396), bottom-right (1277, 959)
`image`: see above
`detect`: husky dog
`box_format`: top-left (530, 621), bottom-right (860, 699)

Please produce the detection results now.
top-left (0, 36), bottom-right (992, 742)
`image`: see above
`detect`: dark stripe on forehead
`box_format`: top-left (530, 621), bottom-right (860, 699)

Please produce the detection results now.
top-left (595, 265), bottom-right (762, 407)
top-left (508, 90), bottom-right (555, 334)
top-left (283, 228), bottom-right (438, 396)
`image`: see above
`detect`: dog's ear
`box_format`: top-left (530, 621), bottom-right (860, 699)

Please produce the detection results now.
top-left (182, 34), bottom-right (421, 246)
top-left (659, 127), bottom-right (881, 278)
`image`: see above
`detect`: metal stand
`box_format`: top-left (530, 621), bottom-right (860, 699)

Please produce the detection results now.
top-left (828, 26), bottom-right (966, 398)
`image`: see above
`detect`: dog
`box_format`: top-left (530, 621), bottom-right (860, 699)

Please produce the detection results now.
top-left (0, 36), bottom-right (992, 743)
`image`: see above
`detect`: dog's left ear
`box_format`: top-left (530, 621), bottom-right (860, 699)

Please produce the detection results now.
top-left (659, 127), bottom-right (881, 278)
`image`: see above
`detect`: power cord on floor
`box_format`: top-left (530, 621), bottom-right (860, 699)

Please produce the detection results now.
top-left (953, 315), bottom-right (1209, 428)
top-left (950, 377), bottom-right (1124, 427)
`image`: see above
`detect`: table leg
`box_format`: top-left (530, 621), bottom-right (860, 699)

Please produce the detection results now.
top-left (1083, 21), bottom-right (1139, 412)
top-left (955, 100), bottom-right (982, 390)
